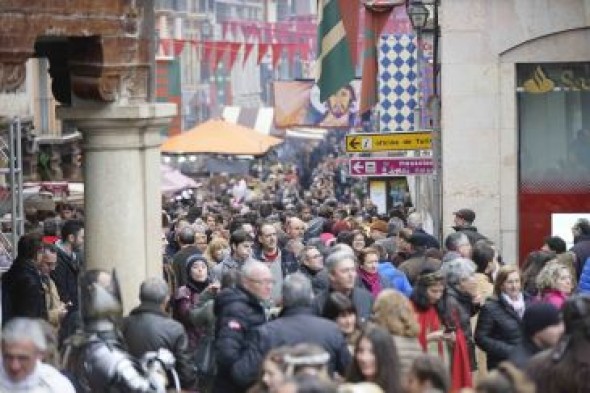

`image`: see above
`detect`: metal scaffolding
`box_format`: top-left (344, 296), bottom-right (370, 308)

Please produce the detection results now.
top-left (0, 117), bottom-right (25, 260)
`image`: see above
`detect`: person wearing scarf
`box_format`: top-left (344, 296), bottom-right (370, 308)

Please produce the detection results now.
top-left (475, 265), bottom-right (531, 371)
top-left (173, 255), bottom-right (218, 350)
top-left (410, 270), bottom-right (473, 391)
top-left (356, 247), bottom-right (392, 298)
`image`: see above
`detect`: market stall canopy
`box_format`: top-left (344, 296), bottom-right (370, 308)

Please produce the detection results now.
top-left (161, 119), bottom-right (283, 156)
top-left (161, 164), bottom-right (200, 195)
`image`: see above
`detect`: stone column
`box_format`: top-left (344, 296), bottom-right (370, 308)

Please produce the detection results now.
top-left (57, 103), bottom-right (176, 313)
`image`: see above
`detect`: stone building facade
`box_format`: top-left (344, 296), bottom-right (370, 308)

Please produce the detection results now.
top-left (441, 0), bottom-right (590, 263)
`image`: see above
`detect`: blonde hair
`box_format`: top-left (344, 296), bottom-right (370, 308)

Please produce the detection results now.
top-left (372, 289), bottom-right (420, 337)
top-left (536, 260), bottom-right (570, 292)
top-left (204, 237), bottom-right (229, 268)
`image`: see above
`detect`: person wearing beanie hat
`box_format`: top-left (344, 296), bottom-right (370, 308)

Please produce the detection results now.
top-left (526, 295), bottom-right (590, 393)
top-left (509, 302), bottom-right (563, 369)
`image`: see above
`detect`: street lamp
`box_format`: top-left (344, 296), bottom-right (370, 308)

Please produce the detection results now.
top-left (407, 0), bottom-right (429, 130)
top-left (408, 1), bottom-right (429, 31)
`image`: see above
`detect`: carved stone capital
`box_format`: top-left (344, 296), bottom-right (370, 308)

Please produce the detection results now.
top-left (0, 63), bottom-right (26, 92)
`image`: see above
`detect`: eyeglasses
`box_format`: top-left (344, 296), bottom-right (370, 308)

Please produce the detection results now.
top-left (308, 254), bottom-right (323, 259)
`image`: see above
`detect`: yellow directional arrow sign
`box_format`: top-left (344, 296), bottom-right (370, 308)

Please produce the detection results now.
top-left (345, 132), bottom-right (432, 152)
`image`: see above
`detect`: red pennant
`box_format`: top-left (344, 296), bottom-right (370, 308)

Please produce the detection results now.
top-left (160, 38), bottom-right (172, 56)
top-left (227, 42), bottom-right (241, 70)
top-left (212, 42), bottom-right (228, 71)
top-left (257, 43), bottom-right (269, 64)
top-left (243, 43), bottom-right (255, 66)
top-left (202, 41), bottom-right (213, 63)
top-left (271, 43), bottom-right (283, 68)
top-left (173, 40), bottom-right (185, 57)
top-left (230, 21), bottom-right (238, 37)
top-left (299, 42), bottom-right (310, 61)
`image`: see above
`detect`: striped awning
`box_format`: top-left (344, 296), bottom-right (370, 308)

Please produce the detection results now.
top-left (222, 106), bottom-right (277, 136)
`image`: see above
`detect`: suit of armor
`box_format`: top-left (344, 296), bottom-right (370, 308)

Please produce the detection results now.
top-left (62, 270), bottom-right (175, 393)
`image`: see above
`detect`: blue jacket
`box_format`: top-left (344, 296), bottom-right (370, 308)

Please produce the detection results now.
top-left (378, 262), bottom-right (413, 297)
top-left (578, 256), bottom-right (590, 293)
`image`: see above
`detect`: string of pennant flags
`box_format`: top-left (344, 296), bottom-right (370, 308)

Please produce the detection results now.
top-left (159, 39), bottom-right (314, 71)
top-left (159, 8), bottom-right (413, 72)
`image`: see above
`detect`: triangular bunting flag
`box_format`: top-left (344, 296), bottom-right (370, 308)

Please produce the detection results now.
top-left (212, 41), bottom-right (228, 71)
top-left (271, 43), bottom-right (283, 68)
top-left (257, 43), bottom-right (269, 64)
top-left (227, 42), bottom-right (242, 70)
top-left (173, 39), bottom-right (185, 57)
top-left (243, 43), bottom-right (255, 66)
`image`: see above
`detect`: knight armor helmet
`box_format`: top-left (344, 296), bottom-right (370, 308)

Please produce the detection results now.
top-left (79, 269), bottom-right (123, 332)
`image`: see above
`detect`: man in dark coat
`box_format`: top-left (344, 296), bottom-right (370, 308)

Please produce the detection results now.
top-left (171, 225), bottom-right (201, 287)
top-left (298, 245), bottom-right (330, 295)
top-left (571, 218), bottom-right (590, 278)
top-left (509, 302), bottom-right (563, 369)
top-left (213, 261), bottom-right (272, 393)
top-left (314, 248), bottom-right (373, 323)
top-left (452, 208), bottom-right (487, 245)
top-left (121, 277), bottom-right (197, 390)
top-left (398, 233), bottom-right (442, 285)
top-left (1, 233), bottom-right (46, 322)
top-left (232, 273), bottom-right (351, 388)
top-left (51, 219), bottom-right (84, 344)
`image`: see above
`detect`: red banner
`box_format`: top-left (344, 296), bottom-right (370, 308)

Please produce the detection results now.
top-left (173, 40), bottom-right (185, 57)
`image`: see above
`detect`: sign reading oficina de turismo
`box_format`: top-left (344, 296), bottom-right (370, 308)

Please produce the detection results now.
top-left (349, 157), bottom-right (434, 177)
top-left (345, 131), bottom-right (432, 153)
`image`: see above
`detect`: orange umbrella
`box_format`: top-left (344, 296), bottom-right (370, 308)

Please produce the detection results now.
top-left (161, 119), bottom-right (283, 156)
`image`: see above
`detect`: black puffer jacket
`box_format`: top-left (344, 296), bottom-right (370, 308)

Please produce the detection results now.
top-left (475, 295), bottom-right (528, 370)
top-left (231, 306), bottom-right (351, 388)
top-left (121, 302), bottom-right (197, 390)
top-left (213, 286), bottom-right (267, 393)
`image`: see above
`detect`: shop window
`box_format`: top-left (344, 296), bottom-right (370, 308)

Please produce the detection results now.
top-left (517, 63), bottom-right (590, 262)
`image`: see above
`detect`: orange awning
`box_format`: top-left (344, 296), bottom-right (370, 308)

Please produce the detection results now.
top-left (161, 119), bottom-right (283, 156)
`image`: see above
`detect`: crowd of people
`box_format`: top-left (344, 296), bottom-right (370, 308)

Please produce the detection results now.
top-left (2, 147), bottom-right (590, 392)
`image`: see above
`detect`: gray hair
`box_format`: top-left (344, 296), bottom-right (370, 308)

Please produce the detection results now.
top-left (2, 317), bottom-right (47, 352)
top-left (177, 225), bottom-right (196, 245)
top-left (241, 260), bottom-right (270, 281)
top-left (445, 232), bottom-right (470, 252)
top-left (139, 277), bottom-right (170, 304)
top-left (298, 245), bottom-right (319, 264)
top-left (282, 273), bottom-right (313, 308)
top-left (407, 212), bottom-right (423, 230)
top-left (328, 243), bottom-right (355, 257)
top-left (441, 258), bottom-right (476, 286)
top-left (325, 249), bottom-right (355, 273)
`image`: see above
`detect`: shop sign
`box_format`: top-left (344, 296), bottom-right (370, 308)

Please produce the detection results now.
top-left (349, 157), bottom-right (434, 177)
top-left (345, 131), bottom-right (432, 153)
